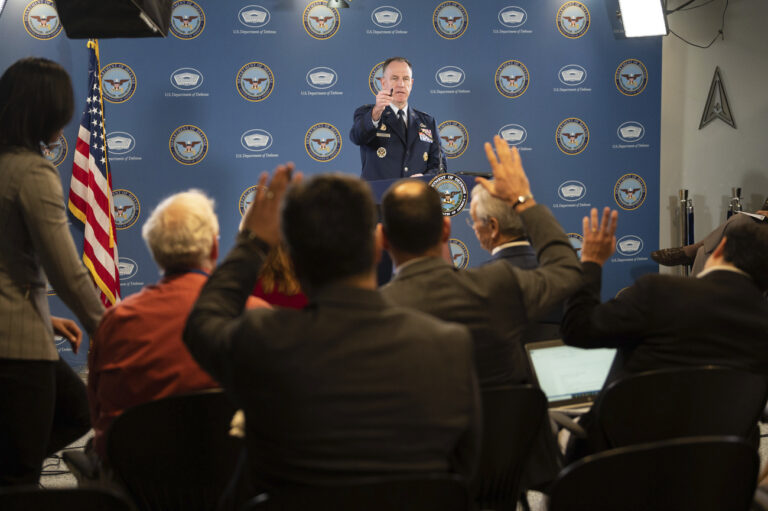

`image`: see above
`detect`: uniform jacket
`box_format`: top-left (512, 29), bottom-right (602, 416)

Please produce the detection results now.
top-left (350, 104), bottom-right (446, 181)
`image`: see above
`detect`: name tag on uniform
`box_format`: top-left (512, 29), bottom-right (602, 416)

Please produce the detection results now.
top-left (419, 128), bottom-right (433, 143)
top-left (376, 132), bottom-right (391, 138)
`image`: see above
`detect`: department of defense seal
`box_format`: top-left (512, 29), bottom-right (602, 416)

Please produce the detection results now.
top-left (101, 63), bottom-right (137, 104)
top-left (23, 0), bottom-right (62, 40)
top-left (368, 61), bottom-right (385, 95)
top-left (169, 125), bottom-right (208, 165)
top-left (495, 60), bottom-right (529, 99)
top-left (449, 238), bottom-right (470, 269)
top-left (112, 189), bottom-right (141, 229)
top-left (429, 173), bottom-right (468, 216)
top-left (433, 1), bottom-right (468, 40)
top-left (438, 120), bottom-right (469, 159)
top-left (41, 134), bottom-right (67, 167)
top-left (303, 1), bottom-right (340, 40)
top-left (170, 0), bottom-right (205, 40)
top-left (305, 123), bottom-right (342, 162)
top-left (239, 185), bottom-right (258, 216)
top-left (614, 173), bottom-right (647, 210)
top-left (556, 1), bottom-right (590, 38)
top-left (555, 117), bottom-right (589, 155)
top-left (615, 58), bottom-right (648, 96)
top-left (236, 62), bottom-right (274, 102)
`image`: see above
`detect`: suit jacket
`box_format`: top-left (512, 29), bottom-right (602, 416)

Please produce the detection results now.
top-left (350, 104), bottom-right (446, 181)
top-left (562, 263), bottom-right (768, 457)
top-left (489, 242), bottom-right (563, 339)
top-left (183, 234), bottom-right (481, 488)
top-left (0, 147), bottom-right (103, 360)
top-left (491, 242), bottom-right (538, 270)
top-left (381, 205), bottom-right (582, 387)
top-left (563, 263), bottom-right (768, 384)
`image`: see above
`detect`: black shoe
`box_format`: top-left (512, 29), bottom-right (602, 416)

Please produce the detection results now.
top-left (650, 247), bottom-right (695, 266)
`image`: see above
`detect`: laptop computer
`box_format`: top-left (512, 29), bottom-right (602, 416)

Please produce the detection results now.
top-left (525, 339), bottom-right (616, 410)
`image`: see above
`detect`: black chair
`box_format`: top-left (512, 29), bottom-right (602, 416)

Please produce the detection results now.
top-left (549, 436), bottom-right (759, 511)
top-left (243, 474), bottom-right (470, 511)
top-left (0, 486), bottom-right (134, 511)
top-left (472, 385), bottom-right (547, 511)
top-left (106, 389), bottom-right (241, 511)
top-left (595, 366), bottom-right (768, 449)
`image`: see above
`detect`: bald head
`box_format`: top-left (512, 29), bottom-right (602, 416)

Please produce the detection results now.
top-left (141, 189), bottom-right (219, 273)
top-left (381, 180), bottom-right (444, 255)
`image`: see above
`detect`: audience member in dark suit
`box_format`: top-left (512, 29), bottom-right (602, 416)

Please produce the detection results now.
top-left (183, 166), bottom-right (480, 494)
top-left (379, 136), bottom-right (582, 387)
top-left (470, 180), bottom-right (563, 335)
top-left (0, 58), bottom-right (104, 486)
top-left (469, 182), bottom-right (537, 270)
top-left (87, 190), bottom-right (268, 461)
top-left (562, 207), bottom-right (768, 456)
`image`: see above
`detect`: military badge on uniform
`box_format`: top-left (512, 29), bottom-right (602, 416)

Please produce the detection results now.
top-left (423, 152), bottom-right (428, 161)
top-left (419, 127), bottom-right (433, 143)
top-left (380, 123), bottom-right (387, 131)
top-left (377, 147), bottom-right (387, 158)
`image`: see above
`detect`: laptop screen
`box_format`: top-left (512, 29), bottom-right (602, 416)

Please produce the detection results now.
top-left (526, 339), bottom-right (616, 408)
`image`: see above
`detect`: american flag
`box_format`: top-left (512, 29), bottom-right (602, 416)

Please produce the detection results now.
top-left (68, 40), bottom-right (121, 307)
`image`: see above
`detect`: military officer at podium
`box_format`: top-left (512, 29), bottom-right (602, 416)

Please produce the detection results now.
top-left (350, 57), bottom-right (446, 181)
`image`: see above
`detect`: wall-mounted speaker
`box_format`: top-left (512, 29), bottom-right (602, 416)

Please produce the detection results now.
top-left (53, 0), bottom-right (172, 38)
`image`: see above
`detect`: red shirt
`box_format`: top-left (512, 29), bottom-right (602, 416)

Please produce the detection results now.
top-left (253, 278), bottom-right (308, 309)
top-left (88, 271), bottom-right (268, 458)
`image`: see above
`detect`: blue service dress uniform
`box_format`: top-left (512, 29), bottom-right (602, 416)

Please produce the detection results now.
top-left (350, 104), bottom-right (447, 181)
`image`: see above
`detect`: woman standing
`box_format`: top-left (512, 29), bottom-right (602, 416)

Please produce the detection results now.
top-left (0, 57), bottom-right (104, 485)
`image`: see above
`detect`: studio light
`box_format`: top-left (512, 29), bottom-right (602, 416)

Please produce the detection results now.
top-left (618, 0), bottom-right (668, 37)
top-left (0, 0), bottom-right (6, 17)
top-left (327, 0), bottom-right (350, 8)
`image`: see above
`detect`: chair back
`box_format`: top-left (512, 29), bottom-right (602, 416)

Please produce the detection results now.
top-left (106, 389), bottom-right (241, 511)
top-left (473, 385), bottom-right (547, 511)
top-left (243, 474), bottom-right (470, 511)
top-left (596, 366), bottom-right (768, 448)
top-left (549, 436), bottom-right (758, 511)
top-left (0, 487), bottom-right (134, 511)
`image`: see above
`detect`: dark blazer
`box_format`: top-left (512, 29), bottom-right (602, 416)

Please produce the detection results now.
top-left (184, 235), bottom-right (481, 488)
top-left (350, 104), bottom-right (446, 181)
top-left (562, 263), bottom-right (768, 457)
top-left (381, 205), bottom-right (582, 387)
top-left (489, 242), bottom-right (562, 338)
top-left (491, 242), bottom-right (538, 270)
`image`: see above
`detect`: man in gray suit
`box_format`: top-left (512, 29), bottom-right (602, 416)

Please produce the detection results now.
top-left (379, 136), bottom-right (582, 387)
top-left (469, 182), bottom-right (537, 270)
top-left (184, 165), bottom-right (479, 494)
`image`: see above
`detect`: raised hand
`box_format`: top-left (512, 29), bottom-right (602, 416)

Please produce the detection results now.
top-left (477, 135), bottom-right (534, 210)
top-left (581, 207), bottom-right (619, 265)
top-left (241, 163), bottom-right (303, 247)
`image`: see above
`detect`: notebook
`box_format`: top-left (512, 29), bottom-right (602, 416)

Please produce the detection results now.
top-left (525, 339), bottom-right (616, 409)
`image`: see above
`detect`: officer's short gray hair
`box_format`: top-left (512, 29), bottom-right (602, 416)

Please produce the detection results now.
top-left (470, 182), bottom-right (527, 239)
